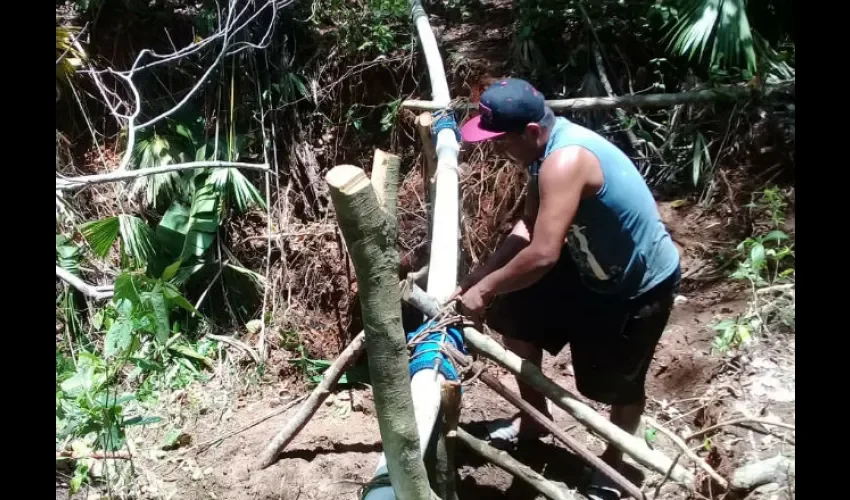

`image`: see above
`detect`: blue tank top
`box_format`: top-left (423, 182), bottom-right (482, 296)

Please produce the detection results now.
top-left (528, 117), bottom-right (680, 298)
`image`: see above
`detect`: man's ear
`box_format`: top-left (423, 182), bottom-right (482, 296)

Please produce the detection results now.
top-left (524, 122), bottom-right (542, 141)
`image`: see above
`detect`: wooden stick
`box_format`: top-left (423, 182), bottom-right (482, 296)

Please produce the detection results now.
top-left (326, 164), bottom-right (431, 500)
top-left (457, 428), bottom-right (581, 500)
top-left (644, 417), bottom-right (728, 490)
top-left (400, 282), bottom-right (695, 486)
top-left (684, 417), bottom-right (796, 441)
top-left (401, 83), bottom-right (793, 113)
top-left (415, 112), bottom-right (438, 207)
top-left (256, 283), bottom-right (415, 466)
top-left (435, 381), bottom-right (462, 500)
top-left (56, 266), bottom-right (114, 300)
top-left (56, 450), bottom-right (132, 460)
top-left (55, 161), bottom-right (270, 191)
top-left (257, 335), bottom-right (365, 467)
top-left (447, 352), bottom-right (643, 500)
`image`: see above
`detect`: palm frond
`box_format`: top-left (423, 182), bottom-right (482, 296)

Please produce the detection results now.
top-left (664, 0), bottom-right (756, 75)
top-left (118, 215), bottom-right (159, 266)
top-left (130, 132), bottom-right (187, 208)
top-left (208, 168), bottom-right (267, 213)
top-left (80, 215), bottom-right (158, 266)
top-left (81, 217), bottom-right (120, 259)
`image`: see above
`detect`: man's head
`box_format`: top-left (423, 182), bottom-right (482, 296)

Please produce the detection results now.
top-left (460, 78), bottom-right (555, 165)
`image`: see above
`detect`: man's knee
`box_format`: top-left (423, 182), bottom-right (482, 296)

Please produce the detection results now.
top-left (502, 336), bottom-right (543, 364)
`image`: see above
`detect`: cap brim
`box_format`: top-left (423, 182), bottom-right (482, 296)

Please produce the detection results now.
top-left (460, 115), bottom-right (505, 143)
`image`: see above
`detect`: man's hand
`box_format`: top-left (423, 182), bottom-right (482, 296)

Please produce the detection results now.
top-left (453, 283), bottom-right (492, 321)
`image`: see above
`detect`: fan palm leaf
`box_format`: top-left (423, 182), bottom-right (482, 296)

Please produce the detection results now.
top-left (80, 215), bottom-right (158, 267)
top-left (664, 0), bottom-right (757, 75)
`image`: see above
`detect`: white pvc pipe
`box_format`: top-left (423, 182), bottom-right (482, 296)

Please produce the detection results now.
top-left (411, 1), bottom-right (450, 106)
top-left (363, 2), bottom-right (460, 499)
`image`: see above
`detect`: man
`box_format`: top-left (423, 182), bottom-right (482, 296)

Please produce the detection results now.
top-left (451, 78), bottom-right (681, 500)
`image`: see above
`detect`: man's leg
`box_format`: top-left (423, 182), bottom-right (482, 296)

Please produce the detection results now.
top-left (501, 336), bottom-right (551, 437)
top-left (600, 399), bottom-right (644, 465)
top-left (571, 273), bottom-right (679, 499)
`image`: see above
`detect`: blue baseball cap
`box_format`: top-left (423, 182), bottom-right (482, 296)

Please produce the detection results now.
top-left (460, 78), bottom-right (547, 142)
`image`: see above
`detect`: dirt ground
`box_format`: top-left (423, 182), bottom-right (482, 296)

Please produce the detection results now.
top-left (59, 202), bottom-right (793, 500)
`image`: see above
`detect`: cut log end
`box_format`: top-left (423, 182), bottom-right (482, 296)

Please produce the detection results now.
top-left (326, 164), bottom-right (372, 195)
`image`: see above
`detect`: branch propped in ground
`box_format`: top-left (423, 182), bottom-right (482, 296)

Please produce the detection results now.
top-left (56, 161), bottom-right (270, 191)
top-left (56, 266), bottom-right (114, 300)
top-left (401, 83), bottom-right (794, 112)
top-left (457, 428), bottom-right (582, 500)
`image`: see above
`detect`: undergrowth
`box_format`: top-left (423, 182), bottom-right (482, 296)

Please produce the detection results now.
top-left (711, 186), bottom-right (795, 353)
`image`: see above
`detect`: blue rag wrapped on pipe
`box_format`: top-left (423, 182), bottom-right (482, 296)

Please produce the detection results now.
top-left (406, 320), bottom-right (466, 382)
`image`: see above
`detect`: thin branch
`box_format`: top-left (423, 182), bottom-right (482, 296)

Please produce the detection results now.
top-left (55, 161), bottom-right (270, 191)
top-left (205, 333), bottom-right (260, 364)
top-left (644, 417), bottom-right (729, 490)
top-left (56, 266), bottom-right (114, 300)
top-left (685, 417), bottom-right (796, 442)
top-left (56, 450), bottom-right (131, 460)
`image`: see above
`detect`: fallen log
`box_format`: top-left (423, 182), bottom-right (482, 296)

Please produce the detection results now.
top-left (400, 282), bottom-right (695, 486)
top-left (730, 455), bottom-right (795, 491)
top-left (401, 83), bottom-right (793, 113)
top-left (326, 163), bottom-right (432, 500)
top-left (457, 428), bottom-right (581, 500)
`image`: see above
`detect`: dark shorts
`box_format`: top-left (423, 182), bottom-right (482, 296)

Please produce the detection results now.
top-left (486, 248), bottom-right (680, 406)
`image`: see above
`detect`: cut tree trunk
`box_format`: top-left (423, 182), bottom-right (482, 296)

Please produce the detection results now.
top-left (326, 164), bottom-right (431, 500)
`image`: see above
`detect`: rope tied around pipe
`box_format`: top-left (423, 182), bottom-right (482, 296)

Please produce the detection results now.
top-left (406, 310), bottom-right (467, 383)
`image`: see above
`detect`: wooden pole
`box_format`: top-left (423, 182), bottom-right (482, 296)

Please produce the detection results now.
top-left (257, 333), bottom-right (366, 468)
top-left (434, 381), bottom-right (461, 500)
top-left (400, 83), bottom-right (793, 112)
top-left (326, 164), bottom-right (432, 500)
top-left (457, 428), bottom-right (581, 500)
top-left (471, 363), bottom-right (644, 499)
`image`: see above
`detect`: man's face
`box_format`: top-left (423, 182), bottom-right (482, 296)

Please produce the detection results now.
top-left (493, 123), bottom-right (543, 166)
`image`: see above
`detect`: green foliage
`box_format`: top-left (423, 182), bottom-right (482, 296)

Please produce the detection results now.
top-left (656, 0), bottom-right (794, 81)
top-left (662, 0), bottom-right (756, 76)
top-left (317, 0), bottom-right (411, 56)
top-left (711, 187), bottom-right (794, 353)
top-left (57, 235), bottom-right (85, 340)
top-left (730, 187), bottom-right (795, 286)
top-left (81, 215), bottom-right (159, 268)
top-left (57, 271), bottom-right (213, 490)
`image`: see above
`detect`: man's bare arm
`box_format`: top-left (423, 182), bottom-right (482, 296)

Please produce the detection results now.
top-left (457, 177), bottom-right (539, 291)
top-left (474, 148), bottom-right (586, 297)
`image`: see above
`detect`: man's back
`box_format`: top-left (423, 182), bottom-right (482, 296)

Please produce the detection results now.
top-left (530, 117), bottom-right (679, 298)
